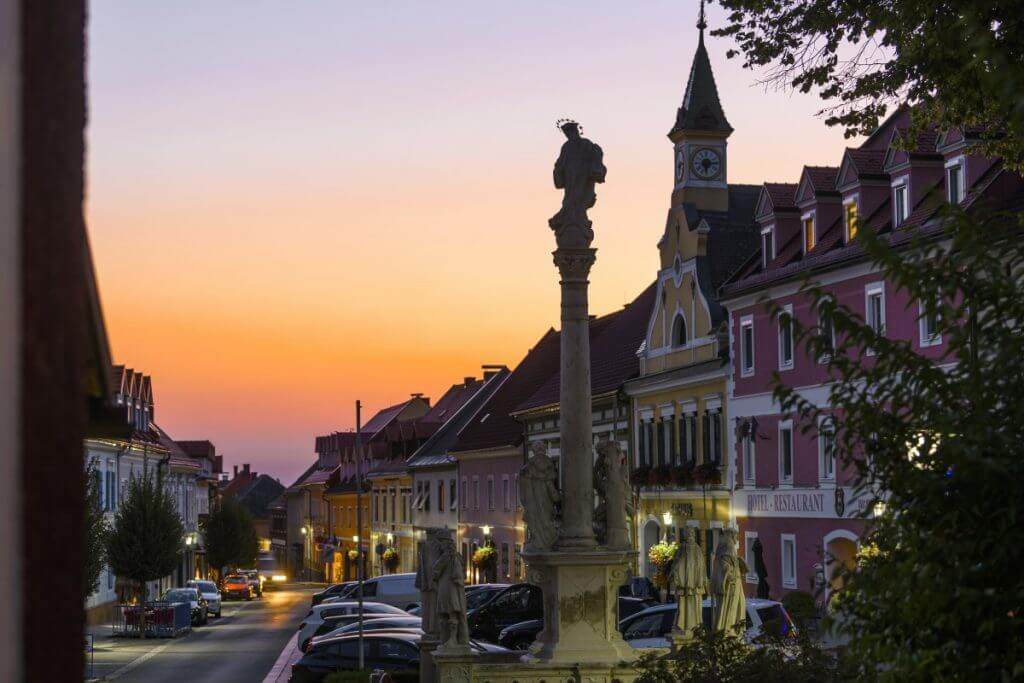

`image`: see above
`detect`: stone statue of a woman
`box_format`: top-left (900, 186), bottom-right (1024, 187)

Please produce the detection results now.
top-left (711, 528), bottom-right (746, 635)
top-left (672, 526), bottom-right (707, 639)
top-left (594, 439), bottom-right (631, 549)
top-left (520, 441), bottom-right (560, 551)
top-left (432, 535), bottom-right (470, 654)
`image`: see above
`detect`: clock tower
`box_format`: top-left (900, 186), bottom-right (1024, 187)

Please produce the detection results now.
top-left (669, 1), bottom-right (732, 211)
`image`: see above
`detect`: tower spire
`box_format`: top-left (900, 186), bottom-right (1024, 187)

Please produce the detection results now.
top-left (697, 0), bottom-right (707, 36)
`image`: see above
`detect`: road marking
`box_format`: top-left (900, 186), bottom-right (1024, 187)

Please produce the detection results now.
top-left (262, 631), bottom-right (300, 683)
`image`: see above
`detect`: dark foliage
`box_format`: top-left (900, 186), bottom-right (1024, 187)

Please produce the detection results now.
top-left (205, 496), bottom-right (260, 576)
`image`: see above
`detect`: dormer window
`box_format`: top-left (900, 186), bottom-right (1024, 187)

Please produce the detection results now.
top-left (844, 200), bottom-right (859, 242)
top-left (946, 159), bottom-right (964, 204)
top-left (802, 215), bottom-right (816, 253)
top-left (671, 313), bottom-right (687, 347)
top-left (760, 226), bottom-right (774, 269)
top-left (893, 181), bottom-right (909, 226)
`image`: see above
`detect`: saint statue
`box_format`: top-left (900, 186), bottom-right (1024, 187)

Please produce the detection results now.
top-left (432, 535), bottom-right (470, 654)
top-left (415, 529), bottom-right (445, 643)
top-left (672, 526), bottom-right (707, 639)
top-left (594, 439), bottom-right (631, 549)
top-left (711, 528), bottom-right (746, 635)
top-left (520, 441), bottom-right (560, 551)
top-left (549, 120), bottom-right (606, 248)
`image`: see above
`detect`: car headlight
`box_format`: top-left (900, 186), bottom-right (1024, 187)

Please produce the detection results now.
top-left (272, 574), bottom-right (287, 582)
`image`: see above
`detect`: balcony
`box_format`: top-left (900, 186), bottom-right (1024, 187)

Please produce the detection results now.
top-left (630, 462), bottom-right (725, 490)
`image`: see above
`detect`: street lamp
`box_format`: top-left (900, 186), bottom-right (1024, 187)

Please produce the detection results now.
top-left (481, 525), bottom-right (492, 537)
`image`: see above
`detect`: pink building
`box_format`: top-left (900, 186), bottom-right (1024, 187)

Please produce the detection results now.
top-left (720, 109), bottom-right (1018, 603)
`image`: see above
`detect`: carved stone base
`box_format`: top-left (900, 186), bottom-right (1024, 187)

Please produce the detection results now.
top-left (521, 548), bottom-right (638, 665)
top-left (434, 658), bottom-right (641, 683)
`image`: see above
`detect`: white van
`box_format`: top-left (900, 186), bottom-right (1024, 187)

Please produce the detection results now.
top-left (357, 573), bottom-right (419, 611)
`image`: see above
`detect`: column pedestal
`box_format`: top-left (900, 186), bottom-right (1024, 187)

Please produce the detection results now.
top-left (522, 549), bottom-right (638, 665)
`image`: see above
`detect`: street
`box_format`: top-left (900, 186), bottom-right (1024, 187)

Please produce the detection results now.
top-left (89, 585), bottom-right (316, 683)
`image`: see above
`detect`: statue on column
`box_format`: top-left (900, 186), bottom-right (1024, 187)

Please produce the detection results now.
top-left (594, 439), bottom-right (631, 549)
top-left (432, 535), bottom-right (470, 654)
top-left (415, 530), bottom-right (444, 643)
top-left (520, 441), bottom-right (561, 551)
top-left (711, 529), bottom-right (746, 635)
top-left (549, 119), bottom-right (606, 248)
top-left (672, 526), bottom-right (707, 639)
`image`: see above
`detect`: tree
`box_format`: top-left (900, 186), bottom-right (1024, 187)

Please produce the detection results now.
top-left (769, 207), bottom-right (1024, 679)
top-left (106, 469), bottom-right (183, 635)
top-left (83, 460), bottom-right (110, 600)
top-left (204, 497), bottom-right (259, 578)
top-left (713, 1), bottom-right (1024, 171)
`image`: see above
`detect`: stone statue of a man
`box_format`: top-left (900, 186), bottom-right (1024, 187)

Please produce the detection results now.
top-left (432, 535), bottom-right (470, 654)
top-left (549, 120), bottom-right (606, 248)
top-left (520, 441), bottom-right (560, 551)
top-left (672, 526), bottom-right (707, 639)
top-left (415, 529), bottom-right (445, 644)
top-left (711, 528), bottom-right (746, 635)
top-left (594, 439), bottom-right (630, 550)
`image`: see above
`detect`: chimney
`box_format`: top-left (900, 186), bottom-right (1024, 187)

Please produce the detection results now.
top-left (233, 465), bottom-right (238, 477)
top-left (411, 393), bottom-right (424, 399)
top-left (243, 463), bottom-right (250, 475)
top-left (464, 376), bottom-right (476, 386)
top-left (482, 364), bottom-right (507, 380)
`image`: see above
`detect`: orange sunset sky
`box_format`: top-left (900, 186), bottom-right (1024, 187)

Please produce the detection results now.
top-left (86, 1), bottom-right (860, 484)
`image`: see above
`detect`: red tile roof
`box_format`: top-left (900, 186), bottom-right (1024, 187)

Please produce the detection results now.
top-left (845, 149), bottom-right (887, 177)
top-left (804, 166), bottom-right (840, 194)
top-left (764, 183), bottom-right (798, 210)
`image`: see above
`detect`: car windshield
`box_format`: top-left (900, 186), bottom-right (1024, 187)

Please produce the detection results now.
top-left (192, 581), bottom-right (217, 592)
top-left (225, 577), bottom-right (246, 585)
top-left (164, 590), bottom-right (195, 602)
top-left (756, 605), bottom-right (793, 636)
top-left (466, 587), bottom-right (501, 610)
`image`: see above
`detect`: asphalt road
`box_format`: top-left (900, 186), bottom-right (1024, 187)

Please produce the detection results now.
top-left (107, 585), bottom-right (316, 683)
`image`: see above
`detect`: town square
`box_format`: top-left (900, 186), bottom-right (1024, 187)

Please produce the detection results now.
top-left (2, 0), bottom-right (1023, 681)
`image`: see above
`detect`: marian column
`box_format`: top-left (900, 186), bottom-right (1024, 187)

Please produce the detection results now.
top-left (548, 121), bottom-right (603, 547)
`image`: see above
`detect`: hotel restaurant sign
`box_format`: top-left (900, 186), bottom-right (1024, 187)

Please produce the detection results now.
top-left (735, 487), bottom-right (857, 519)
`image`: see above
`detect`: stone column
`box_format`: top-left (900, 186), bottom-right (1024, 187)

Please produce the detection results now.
top-left (553, 247), bottom-right (598, 550)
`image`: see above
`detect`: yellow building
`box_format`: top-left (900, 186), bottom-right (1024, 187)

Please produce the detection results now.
top-left (622, 25), bottom-right (760, 578)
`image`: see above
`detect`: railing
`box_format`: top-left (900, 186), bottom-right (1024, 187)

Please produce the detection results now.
top-left (111, 602), bottom-right (192, 638)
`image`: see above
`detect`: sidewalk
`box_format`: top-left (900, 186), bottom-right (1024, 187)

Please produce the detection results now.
top-left (262, 631), bottom-right (301, 683)
top-left (85, 623), bottom-right (182, 682)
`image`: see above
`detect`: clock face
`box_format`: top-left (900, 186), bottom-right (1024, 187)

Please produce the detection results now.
top-left (691, 148), bottom-right (722, 180)
top-left (675, 149), bottom-right (686, 183)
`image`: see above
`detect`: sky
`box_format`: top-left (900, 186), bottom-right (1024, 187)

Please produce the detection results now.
top-left (86, 1), bottom-right (857, 485)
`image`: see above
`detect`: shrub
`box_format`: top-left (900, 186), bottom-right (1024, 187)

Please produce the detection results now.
top-left (781, 590), bottom-right (818, 631)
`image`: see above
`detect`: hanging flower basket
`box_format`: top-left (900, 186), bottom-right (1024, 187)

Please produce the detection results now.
top-left (382, 547), bottom-right (400, 572)
top-left (347, 549), bottom-right (359, 562)
top-left (472, 545), bottom-right (498, 571)
top-left (694, 462), bottom-right (722, 486)
top-left (648, 541), bottom-right (678, 588)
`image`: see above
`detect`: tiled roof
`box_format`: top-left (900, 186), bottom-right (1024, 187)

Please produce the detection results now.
top-left (286, 461), bottom-right (319, 491)
top-left (230, 474), bottom-right (286, 519)
top-left (669, 33), bottom-right (732, 136)
top-left (701, 185), bottom-right (763, 294)
top-left (804, 166), bottom-right (839, 194)
top-left (451, 330), bottom-right (561, 453)
top-left (764, 183), bottom-right (797, 210)
top-left (845, 149), bottom-right (887, 177)
top-left (362, 400), bottom-right (415, 436)
top-left (514, 283), bottom-right (657, 413)
top-left (176, 440), bottom-right (216, 460)
top-left (153, 424), bottom-right (200, 470)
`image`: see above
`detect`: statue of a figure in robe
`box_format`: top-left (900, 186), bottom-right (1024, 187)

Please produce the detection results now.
top-left (432, 535), bottom-right (470, 654)
top-left (549, 120), bottom-right (606, 248)
top-left (520, 441), bottom-right (560, 551)
top-left (711, 528), bottom-right (746, 635)
top-left (415, 529), bottom-right (445, 644)
top-left (594, 439), bottom-right (631, 549)
top-left (672, 526), bottom-right (707, 639)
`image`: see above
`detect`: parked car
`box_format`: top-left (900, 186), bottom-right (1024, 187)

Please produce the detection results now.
top-left (354, 573), bottom-right (419, 610)
top-left (467, 583), bottom-right (543, 643)
top-left (186, 579), bottom-right (222, 618)
top-left (311, 582), bottom-right (354, 607)
top-left (465, 583), bottom-right (510, 611)
top-left (238, 569), bottom-right (263, 597)
top-left (290, 631), bottom-right (510, 683)
top-left (162, 587), bottom-right (208, 626)
top-left (618, 599), bottom-right (796, 647)
top-left (222, 575), bottom-right (252, 600)
top-left (302, 613), bottom-right (398, 651)
top-left (297, 601), bottom-right (408, 652)
top-left (322, 615), bottom-right (422, 639)
top-left (496, 596), bottom-right (659, 650)
top-left (618, 576), bottom-right (657, 601)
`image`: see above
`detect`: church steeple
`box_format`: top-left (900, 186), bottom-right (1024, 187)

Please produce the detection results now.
top-left (669, 0), bottom-right (732, 139)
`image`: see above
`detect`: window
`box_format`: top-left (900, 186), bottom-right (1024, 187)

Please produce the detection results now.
top-left (818, 417), bottom-right (836, 480)
top-left (779, 421), bottom-right (794, 483)
top-left (742, 435), bottom-right (755, 482)
top-left (449, 479), bottom-right (457, 511)
top-left (685, 412), bottom-right (697, 463)
top-left (514, 544), bottom-right (523, 578)
top-left (487, 476), bottom-right (495, 510)
top-left (671, 313), bottom-right (687, 347)
top-left (761, 226), bottom-right (774, 268)
top-left (502, 476), bottom-right (510, 510)
top-left (947, 162), bottom-right (964, 204)
top-left (866, 284), bottom-right (885, 342)
top-left (778, 305), bottom-right (794, 369)
top-left (708, 410), bottom-right (722, 464)
top-left (473, 477), bottom-right (480, 510)
top-left (437, 480), bottom-right (444, 513)
top-left (513, 475), bottom-right (519, 509)
top-left (817, 305), bottom-right (835, 362)
top-left (744, 533), bottom-right (758, 583)
top-left (803, 215), bottom-right (815, 253)
top-left (781, 535), bottom-right (797, 588)
top-left (655, 419), bottom-right (665, 467)
top-left (461, 478), bottom-right (468, 510)
top-left (740, 317), bottom-right (754, 376)
top-left (501, 543), bottom-right (510, 577)
top-left (893, 183), bottom-right (909, 226)
top-left (919, 300), bottom-right (942, 347)
top-left (422, 482), bottom-right (430, 512)
top-left (845, 201), bottom-right (858, 242)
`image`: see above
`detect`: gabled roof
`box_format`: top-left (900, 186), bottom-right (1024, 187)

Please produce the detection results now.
top-left (361, 399), bottom-right (417, 437)
top-left (229, 474), bottom-right (286, 520)
top-left (451, 330), bottom-right (562, 454)
top-left (755, 183), bottom-right (798, 219)
top-left (153, 424), bottom-right (200, 471)
top-left (407, 369), bottom-right (511, 470)
top-left (836, 148), bottom-right (888, 188)
top-left (669, 31), bottom-right (732, 137)
top-left (514, 283), bottom-right (657, 414)
top-left (795, 166), bottom-right (840, 204)
top-left (286, 461), bottom-right (319, 491)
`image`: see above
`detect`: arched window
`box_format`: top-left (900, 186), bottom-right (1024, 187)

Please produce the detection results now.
top-left (671, 313), bottom-right (687, 347)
